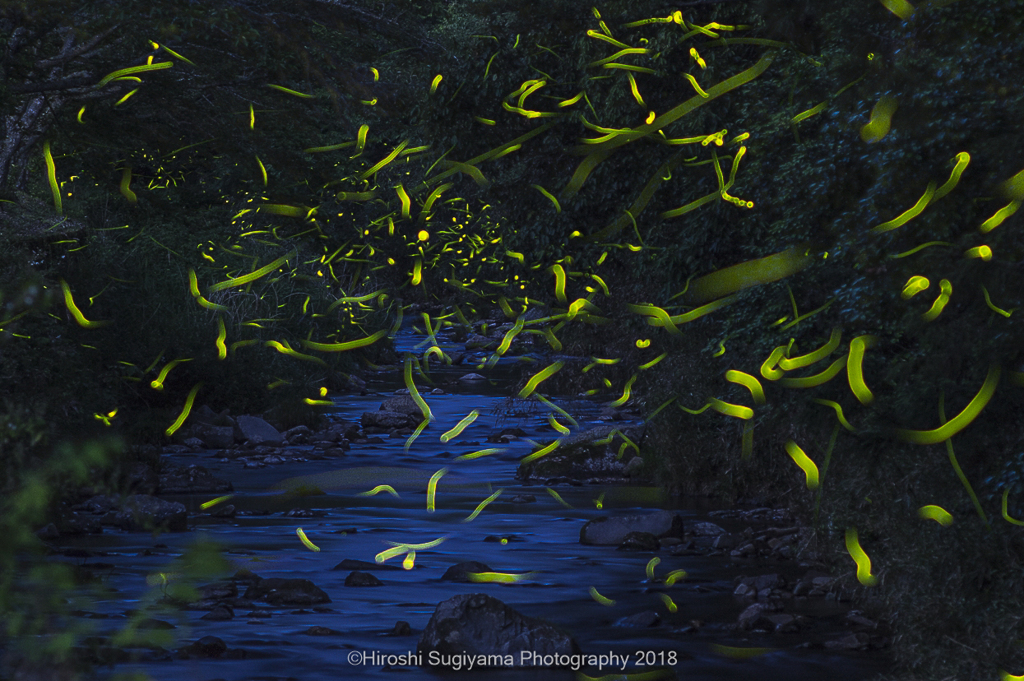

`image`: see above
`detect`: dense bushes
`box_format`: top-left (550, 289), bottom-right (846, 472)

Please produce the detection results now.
top-left (2, 0), bottom-right (1023, 678)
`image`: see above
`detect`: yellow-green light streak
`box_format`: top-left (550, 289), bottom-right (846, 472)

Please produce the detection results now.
top-left (784, 440), bottom-right (819, 489)
top-left (43, 141), bottom-right (61, 215)
top-left (61, 279), bottom-right (108, 328)
top-left (467, 571), bottom-right (537, 584)
top-left (845, 528), bottom-right (878, 586)
top-left (932, 152), bottom-right (969, 201)
top-left (708, 398), bottom-right (753, 420)
top-left (811, 398), bottom-right (857, 432)
top-left (463, 489), bottom-right (503, 522)
top-left (266, 83), bottom-right (314, 98)
top-left (546, 487), bottom-right (572, 508)
top-left (296, 528), bottom-right (320, 552)
top-left (897, 364), bottom-right (1000, 444)
top-left (917, 505), bottom-right (953, 526)
top-left (208, 250), bottom-right (296, 292)
top-left (426, 467), bottom-right (447, 512)
top-left (847, 336), bottom-right (877, 405)
top-left (519, 361), bottom-right (564, 398)
top-left (302, 329), bottom-right (387, 352)
top-left (778, 357), bottom-right (846, 389)
top-left (404, 356), bottom-right (433, 421)
top-left (200, 495), bottom-right (234, 510)
top-left (454, 447), bottom-right (505, 461)
top-left (150, 358), bottom-right (191, 390)
top-left (589, 586), bottom-right (615, 605)
top-left (361, 139), bottom-right (409, 180)
top-left (921, 279), bottom-right (952, 321)
top-left (979, 201), bottom-right (1021, 233)
top-left (725, 370), bottom-right (765, 405)
top-left (860, 95), bottom-right (898, 143)
top-left (607, 375), bottom-right (637, 407)
top-left (878, 0), bottom-right (916, 21)
top-left (165, 383), bottom-right (202, 437)
top-left (358, 485), bottom-right (400, 498)
top-left (441, 410), bottom-right (479, 443)
top-left (96, 61), bottom-right (173, 87)
top-left (1002, 489), bottom-right (1024, 526)
top-left (872, 182), bottom-right (935, 233)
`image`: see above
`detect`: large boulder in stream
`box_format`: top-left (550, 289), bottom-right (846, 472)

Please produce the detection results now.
top-left (158, 463), bottom-right (233, 494)
top-left (116, 494), bottom-right (187, 532)
top-left (417, 593), bottom-right (579, 664)
top-left (362, 395), bottom-right (427, 428)
top-left (380, 395), bottom-right (424, 418)
top-left (441, 561), bottom-right (494, 583)
top-left (234, 415), bottom-right (283, 445)
top-left (190, 422), bottom-right (236, 449)
top-left (243, 577), bottom-right (331, 606)
top-left (580, 510), bottom-right (684, 545)
top-left (361, 410), bottom-right (416, 429)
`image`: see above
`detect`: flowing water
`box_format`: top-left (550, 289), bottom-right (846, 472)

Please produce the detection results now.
top-left (51, 325), bottom-right (892, 681)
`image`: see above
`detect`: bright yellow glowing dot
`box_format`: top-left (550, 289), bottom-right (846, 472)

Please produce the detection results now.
top-left (418, 230), bottom-right (430, 241)
top-left (387, 258), bottom-right (396, 265)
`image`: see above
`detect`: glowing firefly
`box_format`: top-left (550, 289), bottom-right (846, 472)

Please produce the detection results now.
top-left (296, 528), bottom-right (320, 552)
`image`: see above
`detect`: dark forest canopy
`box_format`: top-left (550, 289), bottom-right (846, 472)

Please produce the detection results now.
top-left (1, 0), bottom-right (1023, 678)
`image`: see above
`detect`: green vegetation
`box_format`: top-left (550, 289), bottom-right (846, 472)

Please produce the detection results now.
top-left (2, 0), bottom-right (1023, 678)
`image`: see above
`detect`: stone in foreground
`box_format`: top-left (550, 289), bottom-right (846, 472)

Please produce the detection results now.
top-left (580, 510), bottom-right (684, 545)
top-left (243, 578), bottom-right (330, 606)
top-left (418, 593), bottom-right (579, 665)
top-left (116, 494), bottom-right (187, 532)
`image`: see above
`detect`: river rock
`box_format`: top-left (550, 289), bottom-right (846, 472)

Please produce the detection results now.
top-left (764, 613), bottom-right (799, 633)
top-left (345, 571), bottom-right (384, 587)
top-left (825, 632), bottom-right (871, 650)
top-left (332, 559), bottom-right (405, 572)
top-left (158, 463), bottom-right (233, 494)
top-left (464, 334), bottom-right (497, 350)
top-left (380, 395), bottom-right (423, 418)
top-left (305, 626), bottom-right (339, 636)
top-left (441, 561), bottom-right (493, 583)
top-left (181, 635), bottom-right (227, 658)
top-left (190, 422), bottom-right (235, 449)
top-left (283, 424), bottom-right (311, 444)
top-left (243, 578), bottom-right (330, 606)
top-left (615, 611), bottom-right (660, 628)
top-left (201, 604), bottom-right (234, 620)
top-left (125, 461), bottom-right (158, 495)
top-left (417, 593), bottom-right (580, 662)
top-left (517, 425), bottom-right (645, 482)
top-left (191, 405), bottom-right (236, 428)
top-left (235, 415), bottom-right (283, 445)
top-left (458, 372), bottom-right (486, 381)
top-left (623, 457), bottom-right (644, 477)
top-left (116, 494), bottom-right (187, 532)
top-left (35, 523), bottom-right (60, 540)
top-left (580, 510), bottom-right (684, 545)
top-left (737, 603), bottom-right (771, 631)
top-left (689, 522), bottom-right (727, 537)
top-left (617, 531), bottom-right (660, 551)
top-left (361, 410), bottom-right (415, 429)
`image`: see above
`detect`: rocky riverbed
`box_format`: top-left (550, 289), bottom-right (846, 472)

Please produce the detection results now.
top-left (9, 323), bottom-right (894, 681)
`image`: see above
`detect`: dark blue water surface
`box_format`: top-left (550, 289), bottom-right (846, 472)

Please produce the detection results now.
top-left (52, 324), bottom-right (891, 681)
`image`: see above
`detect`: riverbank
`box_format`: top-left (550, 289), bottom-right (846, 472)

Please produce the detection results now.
top-left (6, 320), bottom-right (894, 681)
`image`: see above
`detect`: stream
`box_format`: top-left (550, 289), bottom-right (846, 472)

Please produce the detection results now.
top-left (47, 324), bottom-right (893, 681)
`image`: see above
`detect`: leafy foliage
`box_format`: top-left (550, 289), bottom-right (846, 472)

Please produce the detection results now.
top-left (2, 0), bottom-right (1024, 679)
